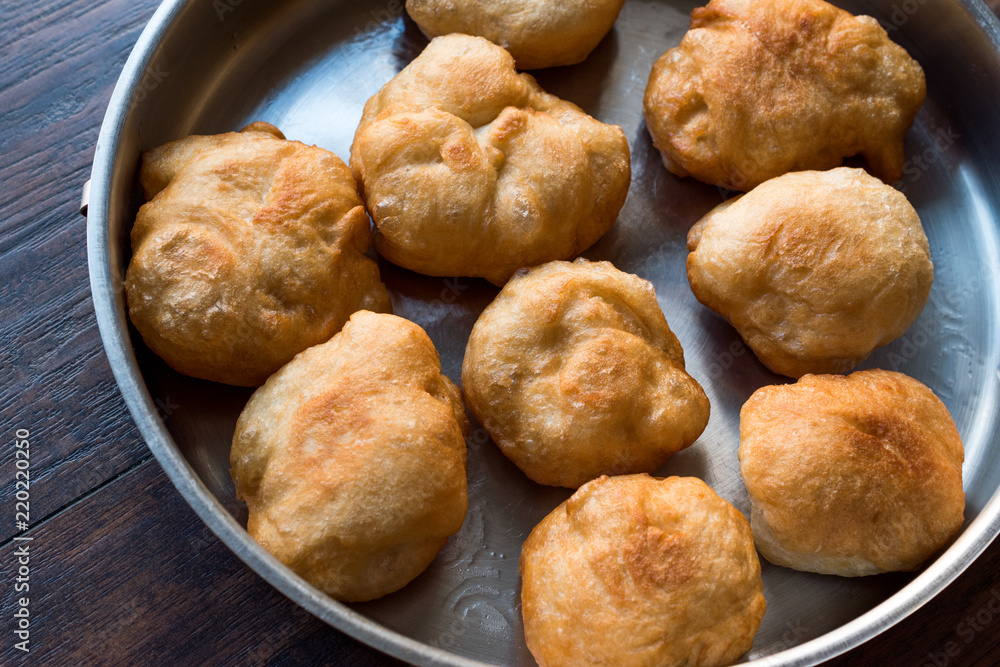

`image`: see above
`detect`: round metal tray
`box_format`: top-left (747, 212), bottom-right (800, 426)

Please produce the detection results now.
top-left (87, 0), bottom-right (1000, 664)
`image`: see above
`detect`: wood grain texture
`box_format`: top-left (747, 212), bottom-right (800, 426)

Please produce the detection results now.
top-left (0, 461), bottom-right (403, 666)
top-left (826, 546), bottom-right (1000, 666)
top-left (0, 0), bottom-right (158, 543)
top-left (1, 0), bottom-right (999, 665)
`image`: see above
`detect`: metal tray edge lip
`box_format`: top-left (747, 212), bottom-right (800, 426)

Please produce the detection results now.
top-left (750, 496), bottom-right (1000, 666)
top-left (84, 1), bottom-right (490, 665)
top-left (969, 0), bottom-right (1000, 35)
top-left (83, 0), bottom-right (1000, 665)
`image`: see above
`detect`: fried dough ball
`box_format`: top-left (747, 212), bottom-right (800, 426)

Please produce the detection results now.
top-left (405, 0), bottom-right (625, 69)
top-left (230, 311), bottom-right (469, 602)
top-left (462, 259), bottom-right (710, 488)
top-left (520, 474), bottom-right (766, 667)
top-left (125, 122), bottom-right (391, 387)
top-left (686, 168), bottom-right (933, 378)
top-left (739, 370), bottom-right (965, 576)
top-left (644, 0), bottom-right (926, 191)
top-left (350, 34), bottom-right (630, 286)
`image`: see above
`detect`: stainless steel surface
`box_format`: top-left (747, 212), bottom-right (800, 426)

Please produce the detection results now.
top-left (87, 0), bottom-right (1000, 665)
top-left (80, 179), bottom-right (90, 217)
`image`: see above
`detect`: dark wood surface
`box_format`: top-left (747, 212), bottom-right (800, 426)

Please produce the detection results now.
top-left (2, 0), bottom-right (999, 665)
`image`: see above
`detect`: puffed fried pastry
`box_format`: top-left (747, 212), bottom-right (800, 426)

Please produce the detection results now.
top-left (350, 34), bottom-right (630, 286)
top-left (405, 0), bottom-right (626, 70)
top-left (230, 311), bottom-right (469, 602)
top-left (644, 0), bottom-right (926, 191)
top-left (686, 167), bottom-right (933, 378)
top-left (739, 370), bottom-right (965, 576)
top-left (124, 122), bottom-right (391, 387)
top-left (462, 259), bottom-right (709, 488)
top-left (521, 474), bottom-right (766, 667)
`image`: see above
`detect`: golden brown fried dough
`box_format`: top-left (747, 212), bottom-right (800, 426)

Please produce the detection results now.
top-left (405, 0), bottom-right (625, 69)
top-left (520, 474), bottom-right (766, 667)
top-left (686, 168), bottom-right (933, 378)
top-left (125, 122), bottom-right (391, 386)
top-left (739, 370), bottom-right (965, 576)
top-left (231, 311), bottom-right (469, 602)
top-left (644, 0), bottom-right (926, 191)
top-left (350, 34), bottom-right (630, 286)
top-left (462, 259), bottom-right (709, 488)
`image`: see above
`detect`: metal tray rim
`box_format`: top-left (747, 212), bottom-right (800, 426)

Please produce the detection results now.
top-left (85, 0), bottom-right (1000, 664)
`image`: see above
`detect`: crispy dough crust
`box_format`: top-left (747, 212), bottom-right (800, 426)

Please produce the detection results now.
top-left (739, 370), bottom-right (965, 576)
top-left (125, 122), bottom-right (391, 386)
top-left (350, 34), bottom-right (630, 285)
top-left (686, 168), bottom-right (933, 378)
top-left (230, 311), bottom-right (469, 602)
top-left (520, 474), bottom-right (766, 667)
top-left (405, 0), bottom-right (625, 69)
top-left (644, 0), bottom-right (926, 191)
top-left (463, 259), bottom-right (709, 488)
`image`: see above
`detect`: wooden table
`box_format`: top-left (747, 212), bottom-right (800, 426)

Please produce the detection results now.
top-left (2, 0), bottom-right (999, 664)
